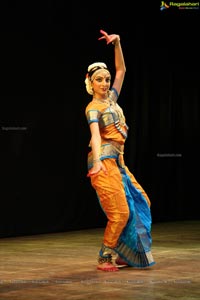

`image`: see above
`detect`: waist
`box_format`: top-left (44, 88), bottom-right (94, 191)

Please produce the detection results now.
top-left (102, 139), bottom-right (124, 154)
top-left (87, 142), bottom-right (124, 169)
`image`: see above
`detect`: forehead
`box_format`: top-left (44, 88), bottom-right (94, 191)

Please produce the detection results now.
top-left (94, 70), bottom-right (111, 78)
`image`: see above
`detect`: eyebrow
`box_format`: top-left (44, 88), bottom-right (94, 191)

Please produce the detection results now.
top-left (95, 75), bottom-right (111, 79)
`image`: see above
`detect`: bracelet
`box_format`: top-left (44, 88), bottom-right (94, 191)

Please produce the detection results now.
top-left (112, 38), bottom-right (120, 46)
top-left (93, 158), bottom-right (101, 163)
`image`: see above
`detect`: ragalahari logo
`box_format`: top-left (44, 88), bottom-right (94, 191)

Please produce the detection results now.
top-left (160, 1), bottom-right (170, 10)
top-left (160, 1), bottom-right (199, 10)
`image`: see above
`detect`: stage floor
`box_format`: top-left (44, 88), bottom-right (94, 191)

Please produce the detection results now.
top-left (0, 220), bottom-right (199, 300)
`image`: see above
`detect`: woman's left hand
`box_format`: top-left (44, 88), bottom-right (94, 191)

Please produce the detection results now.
top-left (98, 29), bottom-right (120, 45)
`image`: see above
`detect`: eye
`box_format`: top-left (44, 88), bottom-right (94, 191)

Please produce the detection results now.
top-left (106, 78), bottom-right (111, 83)
top-left (96, 78), bottom-right (103, 82)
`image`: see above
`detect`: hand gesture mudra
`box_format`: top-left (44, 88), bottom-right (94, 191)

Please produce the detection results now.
top-left (98, 29), bottom-right (120, 45)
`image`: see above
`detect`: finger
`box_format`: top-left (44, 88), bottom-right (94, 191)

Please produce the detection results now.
top-left (102, 167), bottom-right (108, 175)
top-left (100, 29), bottom-right (108, 36)
top-left (98, 36), bottom-right (106, 41)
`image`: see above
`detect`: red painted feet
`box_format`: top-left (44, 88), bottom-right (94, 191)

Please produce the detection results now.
top-left (97, 262), bottom-right (119, 272)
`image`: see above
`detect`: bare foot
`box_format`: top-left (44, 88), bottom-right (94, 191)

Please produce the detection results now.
top-left (97, 262), bottom-right (119, 272)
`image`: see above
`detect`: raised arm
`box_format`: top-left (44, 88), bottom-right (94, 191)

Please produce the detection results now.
top-left (98, 29), bottom-right (126, 95)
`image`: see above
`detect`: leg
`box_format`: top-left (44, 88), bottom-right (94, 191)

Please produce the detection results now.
top-left (125, 166), bottom-right (151, 207)
top-left (91, 159), bottom-right (129, 271)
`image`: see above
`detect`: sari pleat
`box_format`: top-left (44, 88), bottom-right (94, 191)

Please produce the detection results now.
top-left (115, 168), bottom-right (155, 267)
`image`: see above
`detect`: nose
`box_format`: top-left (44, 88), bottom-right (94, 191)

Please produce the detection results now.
top-left (102, 79), bottom-right (109, 85)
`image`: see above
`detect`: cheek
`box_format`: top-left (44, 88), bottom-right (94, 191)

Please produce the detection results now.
top-left (92, 82), bottom-right (99, 90)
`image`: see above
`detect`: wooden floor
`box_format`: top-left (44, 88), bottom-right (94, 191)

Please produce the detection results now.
top-left (0, 220), bottom-right (199, 300)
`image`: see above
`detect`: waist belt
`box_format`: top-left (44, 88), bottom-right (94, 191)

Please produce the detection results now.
top-left (87, 141), bottom-right (125, 169)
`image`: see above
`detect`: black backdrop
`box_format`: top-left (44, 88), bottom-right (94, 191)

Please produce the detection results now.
top-left (0, 2), bottom-right (199, 237)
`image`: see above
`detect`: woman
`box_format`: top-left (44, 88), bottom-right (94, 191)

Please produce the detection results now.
top-left (85, 29), bottom-right (155, 272)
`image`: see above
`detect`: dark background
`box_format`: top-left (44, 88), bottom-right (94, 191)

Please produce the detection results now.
top-left (0, 1), bottom-right (199, 237)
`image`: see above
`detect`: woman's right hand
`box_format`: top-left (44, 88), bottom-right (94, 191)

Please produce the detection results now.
top-left (87, 161), bottom-right (108, 177)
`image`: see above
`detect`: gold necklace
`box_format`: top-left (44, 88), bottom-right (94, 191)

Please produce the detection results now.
top-left (93, 97), bottom-right (110, 104)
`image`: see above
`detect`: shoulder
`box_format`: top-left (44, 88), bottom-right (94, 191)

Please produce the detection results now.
top-left (109, 88), bottom-right (119, 103)
top-left (85, 100), bottom-right (107, 114)
top-left (85, 101), bottom-right (99, 115)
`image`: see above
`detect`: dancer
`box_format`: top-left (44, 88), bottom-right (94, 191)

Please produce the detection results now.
top-left (85, 29), bottom-right (155, 271)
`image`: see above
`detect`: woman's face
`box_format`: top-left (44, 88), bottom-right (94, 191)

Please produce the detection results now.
top-left (92, 71), bottom-right (111, 98)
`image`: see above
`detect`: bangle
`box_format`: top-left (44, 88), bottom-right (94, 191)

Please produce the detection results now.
top-left (93, 158), bottom-right (101, 163)
top-left (112, 38), bottom-right (120, 46)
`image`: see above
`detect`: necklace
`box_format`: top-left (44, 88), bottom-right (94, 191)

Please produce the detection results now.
top-left (93, 97), bottom-right (111, 105)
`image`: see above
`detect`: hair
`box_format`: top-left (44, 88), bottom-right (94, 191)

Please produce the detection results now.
top-left (85, 62), bottom-right (110, 95)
